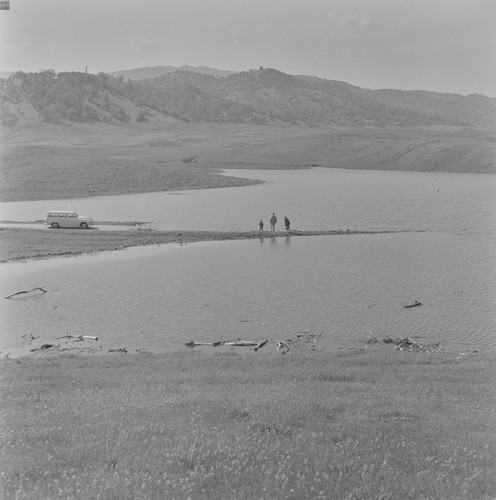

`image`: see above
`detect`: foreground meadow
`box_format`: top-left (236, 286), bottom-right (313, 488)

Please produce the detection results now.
top-left (1, 348), bottom-right (494, 499)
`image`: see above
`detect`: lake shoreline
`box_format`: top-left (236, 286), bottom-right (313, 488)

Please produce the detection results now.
top-left (0, 226), bottom-right (419, 263)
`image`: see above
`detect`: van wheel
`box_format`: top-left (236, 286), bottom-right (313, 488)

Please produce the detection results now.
top-left (80, 222), bottom-right (89, 229)
top-left (51, 222), bottom-right (59, 228)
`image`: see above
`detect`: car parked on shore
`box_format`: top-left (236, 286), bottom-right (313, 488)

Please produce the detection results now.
top-left (46, 211), bottom-right (94, 229)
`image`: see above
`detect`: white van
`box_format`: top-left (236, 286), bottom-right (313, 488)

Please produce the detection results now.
top-left (46, 211), bottom-right (94, 229)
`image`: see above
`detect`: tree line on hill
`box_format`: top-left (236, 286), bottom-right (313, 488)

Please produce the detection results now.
top-left (1, 68), bottom-right (494, 128)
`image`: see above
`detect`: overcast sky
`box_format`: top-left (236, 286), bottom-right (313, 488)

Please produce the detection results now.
top-left (1, 0), bottom-right (495, 96)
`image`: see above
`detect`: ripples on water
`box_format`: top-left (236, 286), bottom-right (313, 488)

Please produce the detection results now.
top-left (1, 232), bottom-right (495, 354)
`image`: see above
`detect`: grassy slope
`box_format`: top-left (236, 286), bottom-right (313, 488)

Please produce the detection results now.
top-left (1, 122), bottom-right (494, 202)
top-left (1, 349), bottom-right (494, 499)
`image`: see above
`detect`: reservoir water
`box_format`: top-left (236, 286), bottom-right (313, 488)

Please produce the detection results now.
top-left (1, 168), bottom-right (495, 355)
top-left (1, 168), bottom-right (495, 235)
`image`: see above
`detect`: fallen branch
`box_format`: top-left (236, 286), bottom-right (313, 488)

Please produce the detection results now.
top-left (404, 301), bottom-right (422, 308)
top-left (108, 347), bottom-right (128, 354)
top-left (254, 339), bottom-right (268, 351)
top-left (30, 344), bottom-right (58, 352)
top-left (5, 287), bottom-right (47, 299)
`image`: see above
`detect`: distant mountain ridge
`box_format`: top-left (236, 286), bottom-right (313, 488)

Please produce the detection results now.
top-left (111, 65), bottom-right (238, 80)
top-left (1, 67), bottom-right (495, 128)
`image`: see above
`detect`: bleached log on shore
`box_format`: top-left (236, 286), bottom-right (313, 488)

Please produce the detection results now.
top-left (185, 339), bottom-right (267, 349)
top-left (223, 341), bottom-right (258, 347)
top-left (185, 341), bottom-right (217, 347)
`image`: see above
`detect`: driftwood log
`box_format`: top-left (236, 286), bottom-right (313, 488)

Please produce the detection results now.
top-left (404, 301), bottom-right (422, 308)
top-left (5, 287), bottom-right (47, 299)
top-left (223, 341), bottom-right (258, 347)
top-left (254, 339), bottom-right (268, 351)
top-left (185, 341), bottom-right (217, 347)
top-left (185, 339), bottom-right (269, 351)
top-left (30, 344), bottom-right (57, 352)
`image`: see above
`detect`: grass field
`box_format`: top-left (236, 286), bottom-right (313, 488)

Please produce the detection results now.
top-left (1, 348), bottom-right (494, 499)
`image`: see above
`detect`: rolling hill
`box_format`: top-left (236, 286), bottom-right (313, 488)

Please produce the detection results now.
top-left (111, 65), bottom-right (238, 80)
top-left (1, 68), bottom-right (495, 128)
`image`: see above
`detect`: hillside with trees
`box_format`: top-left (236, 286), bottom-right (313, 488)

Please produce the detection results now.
top-left (1, 68), bottom-right (495, 129)
top-left (0, 70), bottom-right (142, 127)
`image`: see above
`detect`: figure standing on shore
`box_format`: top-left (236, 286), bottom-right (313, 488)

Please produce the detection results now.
top-left (284, 216), bottom-right (291, 232)
top-left (270, 213), bottom-right (277, 232)
top-left (259, 219), bottom-right (264, 232)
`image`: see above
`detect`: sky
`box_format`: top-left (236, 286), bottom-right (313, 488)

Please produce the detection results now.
top-left (1, 0), bottom-right (495, 96)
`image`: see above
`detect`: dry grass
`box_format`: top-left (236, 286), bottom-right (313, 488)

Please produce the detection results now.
top-left (1, 122), bottom-right (494, 202)
top-left (1, 348), bottom-right (495, 499)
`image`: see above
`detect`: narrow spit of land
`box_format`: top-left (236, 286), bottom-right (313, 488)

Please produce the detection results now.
top-left (0, 225), bottom-right (417, 263)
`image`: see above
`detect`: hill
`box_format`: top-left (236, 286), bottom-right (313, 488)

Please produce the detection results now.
top-left (111, 65), bottom-right (238, 80)
top-left (1, 68), bottom-right (495, 128)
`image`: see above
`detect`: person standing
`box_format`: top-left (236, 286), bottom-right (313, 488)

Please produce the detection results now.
top-left (270, 213), bottom-right (277, 232)
top-left (284, 216), bottom-right (290, 232)
top-left (259, 219), bottom-right (264, 232)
